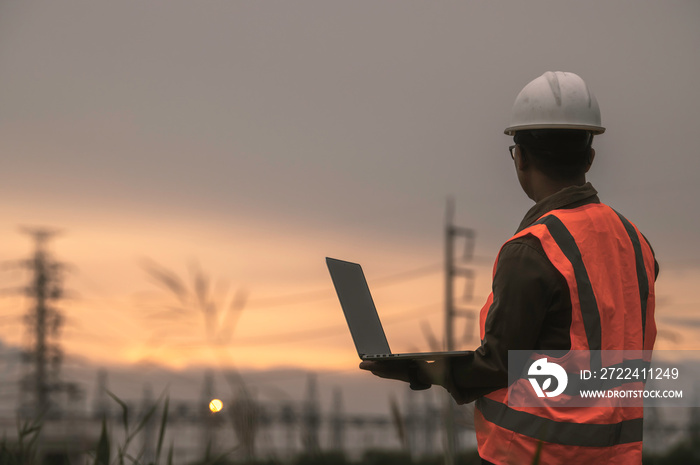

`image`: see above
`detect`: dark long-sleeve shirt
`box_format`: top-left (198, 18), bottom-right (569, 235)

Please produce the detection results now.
top-left (443, 183), bottom-right (658, 404)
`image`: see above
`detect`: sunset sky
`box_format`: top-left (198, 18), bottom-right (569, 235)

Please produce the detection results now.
top-left (1, 1), bottom-right (699, 374)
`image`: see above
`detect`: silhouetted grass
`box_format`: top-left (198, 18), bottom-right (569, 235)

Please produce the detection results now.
top-left (0, 416), bottom-right (42, 465)
top-left (1, 399), bottom-right (695, 465)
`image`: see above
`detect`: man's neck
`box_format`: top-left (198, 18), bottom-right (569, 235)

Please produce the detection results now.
top-left (530, 175), bottom-right (587, 203)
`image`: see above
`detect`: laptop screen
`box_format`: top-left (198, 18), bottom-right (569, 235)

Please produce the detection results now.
top-left (326, 258), bottom-right (392, 357)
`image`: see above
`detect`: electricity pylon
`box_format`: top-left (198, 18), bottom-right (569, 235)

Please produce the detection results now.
top-left (17, 227), bottom-right (66, 418)
top-left (444, 200), bottom-right (476, 465)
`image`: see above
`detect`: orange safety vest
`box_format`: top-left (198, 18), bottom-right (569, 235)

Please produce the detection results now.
top-left (475, 203), bottom-right (656, 465)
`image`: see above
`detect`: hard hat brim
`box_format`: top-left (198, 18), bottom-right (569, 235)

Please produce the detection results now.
top-left (504, 123), bottom-right (606, 136)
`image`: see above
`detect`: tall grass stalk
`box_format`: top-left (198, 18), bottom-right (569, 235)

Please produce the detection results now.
top-left (0, 416), bottom-right (43, 465)
top-left (89, 389), bottom-right (173, 465)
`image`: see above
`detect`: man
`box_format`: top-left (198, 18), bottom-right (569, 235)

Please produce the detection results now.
top-left (360, 71), bottom-right (657, 464)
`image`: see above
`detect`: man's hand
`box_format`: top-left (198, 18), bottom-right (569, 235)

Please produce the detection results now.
top-left (359, 360), bottom-right (412, 382)
top-left (361, 357), bottom-right (477, 405)
top-left (359, 360), bottom-right (435, 390)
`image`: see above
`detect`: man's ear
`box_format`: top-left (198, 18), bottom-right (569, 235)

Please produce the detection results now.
top-left (584, 148), bottom-right (595, 173)
top-left (515, 145), bottom-right (529, 171)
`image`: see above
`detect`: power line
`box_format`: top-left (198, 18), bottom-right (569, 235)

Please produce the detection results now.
top-left (231, 303), bottom-right (441, 347)
top-left (134, 303), bottom-right (441, 349)
top-left (245, 262), bottom-right (442, 310)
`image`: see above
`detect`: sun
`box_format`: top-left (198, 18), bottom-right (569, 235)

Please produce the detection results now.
top-left (209, 398), bottom-right (223, 413)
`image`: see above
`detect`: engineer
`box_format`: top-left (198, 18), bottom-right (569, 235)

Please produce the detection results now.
top-left (360, 71), bottom-right (658, 465)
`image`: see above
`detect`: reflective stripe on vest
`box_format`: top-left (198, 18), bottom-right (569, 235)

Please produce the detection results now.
top-left (532, 213), bottom-right (603, 371)
top-left (475, 204), bottom-right (656, 463)
top-left (477, 396), bottom-right (643, 447)
top-left (613, 209), bottom-right (651, 347)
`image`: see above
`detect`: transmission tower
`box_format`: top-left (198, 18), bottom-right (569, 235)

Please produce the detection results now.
top-left (329, 387), bottom-right (345, 452)
top-left (443, 199), bottom-right (476, 465)
top-left (17, 227), bottom-right (66, 418)
top-left (301, 373), bottom-right (320, 454)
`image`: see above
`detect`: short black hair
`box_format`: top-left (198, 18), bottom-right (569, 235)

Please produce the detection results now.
top-left (514, 129), bottom-right (594, 180)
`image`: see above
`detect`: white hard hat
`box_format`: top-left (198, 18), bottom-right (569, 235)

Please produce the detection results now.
top-left (504, 71), bottom-right (605, 136)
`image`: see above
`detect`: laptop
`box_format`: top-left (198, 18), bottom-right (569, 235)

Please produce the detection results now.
top-left (326, 257), bottom-right (469, 361)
